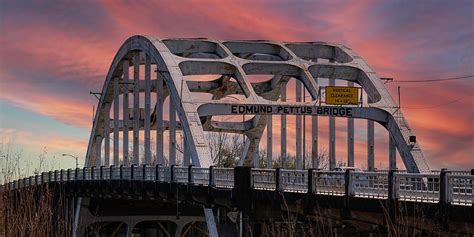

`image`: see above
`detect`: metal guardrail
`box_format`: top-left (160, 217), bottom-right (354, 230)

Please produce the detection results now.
top-left (313, 171), bottom-right (345, 196)
top-left (212, 168), bottom-right (234, 188)
top-left (351, 171), bottom-right (388, 199)
top-left (395, 173), bottom-right (440, 203)
top-left (251, 169), bottom-right (276, 191)
top-left (1, 166), bottom-right (472, 206)
top-left (192, 167), bottom-right (209, 185)
top-left (280, 169), bottom-right (308, 193)
top-left (447, 174), bottom-right (473, 206)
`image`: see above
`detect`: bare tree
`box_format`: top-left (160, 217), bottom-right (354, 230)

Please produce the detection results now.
top-left (207, 132), bottom-right (243, 167)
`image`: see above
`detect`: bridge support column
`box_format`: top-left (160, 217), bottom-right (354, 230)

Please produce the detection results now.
top-left (367, 120), bottom-right (374, 171)
top-left (204, 208), bottom-right (219, 237)
top-left (296, 81), bottom-right (302, 169)
top-left (123, 60), bottom-right (130, 166)
top-left (104, 102), bottom-right (110, 166)
top-left (389, 134), bottom-right (396, 170)
top-left (267, 115), bottom-right (272, 168)
top-left (280, 81), bottom-right (287, 167)
top-left (113, 77), bottom-right (120, 166)
top-left (144, 54), bottom-right (151, 164)
top-left (329, 79), bottom-right (336, 170)
top-left (156, 68), bottom-right (164, 165)
top-left (347, 82), bottom-right (355, 167)
top-left (312, 111), bottom-right (318, 168)
top-left (170, 96), bottom-right (176, 165)
top-left (133, 52), bottom-right (140, 165)
top-left (95, 136), bottom-right (102, 166)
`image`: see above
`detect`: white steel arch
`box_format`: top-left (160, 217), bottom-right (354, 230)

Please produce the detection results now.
top-left (85, 35), bottom-right (430, 173)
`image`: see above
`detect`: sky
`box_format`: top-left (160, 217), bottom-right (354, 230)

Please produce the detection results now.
top-left (0, 0), bottom-right (472, 172)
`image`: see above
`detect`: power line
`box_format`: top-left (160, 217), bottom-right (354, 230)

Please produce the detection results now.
top-left (393, 75), bottom-right (474, 83)
top-left (401, 94), bottom-right (473, 110)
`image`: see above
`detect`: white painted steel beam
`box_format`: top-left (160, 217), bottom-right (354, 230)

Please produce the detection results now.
top-left (122, 60), bottom-right (129, 166)
top-left (144, 55), bottom-right (151, 164)
top-left (267, 115), bottom-right (272, 168)
top-left (113, 77), bottom-right (120, 165)
top-left (329, 79), bottom-right (336, 170)
top-left (104, 102), bottom-right (110, 166)
top-left (169, 96), bottom-right (176, 165)
top-left (347, 82), bottom-right (355, 167)
top-left (389, 135), bottom-right (396, 170)
top-left (296, 81), bottom-right (302, 169)
top-left (133, 52), bottom-right (140, 165)
top-left (281, 81), bottom-right (287, 167)
top-left (156, 69), bottom-right (164, 165)
top-left (368, 120), bottom-right (375, 171)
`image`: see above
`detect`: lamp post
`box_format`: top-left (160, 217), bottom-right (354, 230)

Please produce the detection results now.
top-left (62, 153), bottom-right (79, 169)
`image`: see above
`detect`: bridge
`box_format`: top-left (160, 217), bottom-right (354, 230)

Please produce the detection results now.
top-left (1, 35), bottom-right (473, 236)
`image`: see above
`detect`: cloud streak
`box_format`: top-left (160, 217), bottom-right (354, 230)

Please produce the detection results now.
top-left (0, 0), bottom-right (472, 169)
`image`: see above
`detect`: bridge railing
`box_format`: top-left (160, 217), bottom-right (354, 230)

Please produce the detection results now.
top-left (1, 166), bottom-right (472, 206)
top-left (251, 169), bottom-right (276, 191)
top-left (351, 171), bottom-right (388, 199)
top-left (157, 166), bottom-right (171, 182)
top-left (191, 167), bottom-right (210, 185)
top-left (212, 167), bottom-right (234, 188)
top-left (173, 166), bottom-right (189, 183)
top-left (144, 165), bottom-right (155, 181)
top-left (279, 169), bottom-right (308, 193)
top-left (394, 173), bottom-right (440, 203)
top-left (447, 174), bottom-right (473, 206)
top-left (313, 171), bottom-right (345, 196)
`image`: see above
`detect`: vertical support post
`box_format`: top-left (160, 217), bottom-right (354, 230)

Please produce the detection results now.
top-left (303, 89), bottom-right (306, 169)
top-left (144, 54), bottom-right (151, 164)
top-left (281, 81), bottom-right (287, 167)
top-left (122, 60), bottom-right (130, 166)
top-left (209, 166), bottom-right (214, 186)
top-left (95, 136), bottom-right (102, 167)
top-left (234, 166), bottom-right (252, 211)
top-left (312, 109), bottom-right (318, 168)
top-left (296, 81), bottom-right (302, 169)
top-left (156, 67), bottom-right (164, 165)
top-left (188, 165), bottom-right (194, 183)
top-left (389, 134), bottom-right (396, 170)
top-left (170, 164), bottom-right (176, 182)
top-left (133, 52), bottom-right (140, 165)
top-left (439, 168), bottom-right (449, 204)
top-left (329, 79), bottom-right (336, 170)
top-left (388, 170), bottom-right (397, 201)
top-left (308, 168), bottom-right (314, 194)
top-left (169, 97), bottom-right (176, 165)
top-left (275, 168), bottom-right (281, 192)
top-left (266, 115), bottom-right (272, 168)
top-left (183, 136), bottom-right (190, 166)
top-left (344, 169), bottom-right (354, 197)
top-left (439, 168), bottom-right (450, 228)
top-left (113, 77), bottom-right (120, 165)
top-left (367, 120), bottom-right (375, 171)
top-left (343, 169), bottom-right (353, 219)
top-left (347, 82), bottom-right (355, 167)
top-left (104, 103), bottom-right (110, 166)
top-left (252, 137), bottom-right (261, 167)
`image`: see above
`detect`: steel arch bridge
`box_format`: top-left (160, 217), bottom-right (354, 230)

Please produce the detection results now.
top-left (86, 35), bottom-right (430, 173)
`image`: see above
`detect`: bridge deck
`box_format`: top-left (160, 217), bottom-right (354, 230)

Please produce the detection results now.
top-left (3, 165), bottom-right (473, 207)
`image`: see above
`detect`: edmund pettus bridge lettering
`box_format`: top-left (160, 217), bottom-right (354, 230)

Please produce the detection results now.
top-left (230, 105), bottom-right (353, 117)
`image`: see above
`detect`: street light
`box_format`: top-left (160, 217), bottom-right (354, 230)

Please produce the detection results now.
top-left (62, 153), bottom-right (79, 169)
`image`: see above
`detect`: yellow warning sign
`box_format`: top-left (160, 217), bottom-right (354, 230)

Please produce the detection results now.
top-left (325, 86), bottom-right (359, 105)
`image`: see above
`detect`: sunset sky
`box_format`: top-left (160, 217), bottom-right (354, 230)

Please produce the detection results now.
top-left (0, 0), bottom-right (472, 171)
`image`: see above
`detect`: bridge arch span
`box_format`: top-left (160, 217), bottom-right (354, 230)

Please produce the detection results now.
top-left (86, 35), bottom-right (430, 173)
